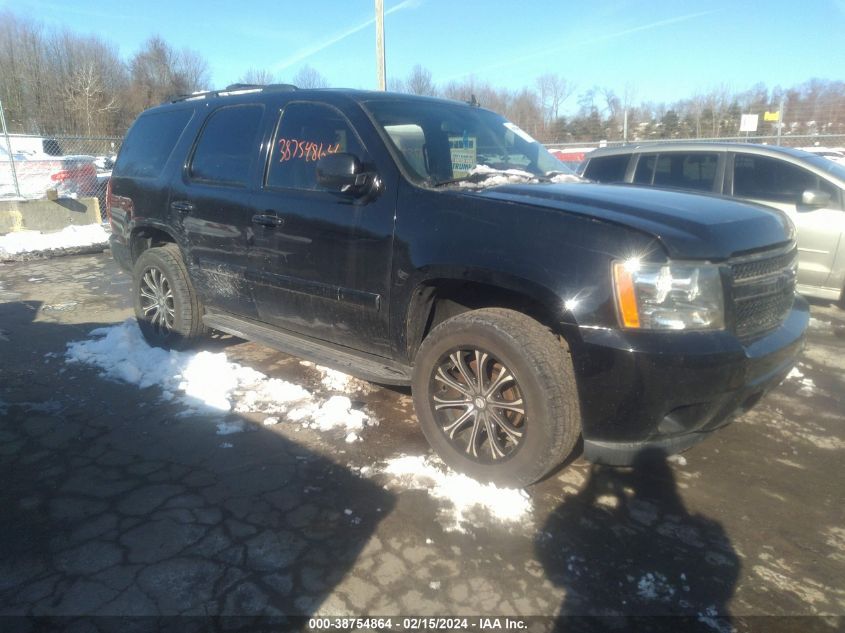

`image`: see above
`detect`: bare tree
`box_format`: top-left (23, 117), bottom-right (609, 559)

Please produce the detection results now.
top-left (536, 73), bottom-right (573, 127)
top-left (129, 36), bottom-right (209, 111)
top-left (64, 63), bottom-right (118, 134)
top-left (239, 68), bottom-right (275, 85)
top-left (178, 48), bottom-right (210, 92)
top-left (387, 77), bottom-right (406, 93)
top-left (406, 64), bottom-right (436, 96)
top-left (292, 65), bottom-right (329, 89)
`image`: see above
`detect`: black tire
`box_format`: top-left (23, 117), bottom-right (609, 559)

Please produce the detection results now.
top-left (132, 244), bottom-right (206, 350)
top-left (412, 308), bottom-right (581, 487)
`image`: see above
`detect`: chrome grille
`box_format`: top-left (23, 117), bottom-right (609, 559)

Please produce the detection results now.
top-left (730, 245), bottom-right (797, 341)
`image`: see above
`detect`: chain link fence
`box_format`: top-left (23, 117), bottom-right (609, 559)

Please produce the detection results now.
top-left (1, 133), bottom-right (123, 203)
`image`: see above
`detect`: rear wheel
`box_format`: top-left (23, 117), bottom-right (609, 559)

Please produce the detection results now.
top-left (132, 244), bottom-right (206, 350)
top-left (412, 308), bottom-right (581, 486)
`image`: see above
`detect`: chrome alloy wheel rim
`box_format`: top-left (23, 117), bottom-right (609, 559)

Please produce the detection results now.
top-left (430, 349), bottom-right (526, 463)
top-left (138, 267), bottom-right (175, 334)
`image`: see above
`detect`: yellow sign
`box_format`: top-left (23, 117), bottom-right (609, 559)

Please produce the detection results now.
top-left (764, 111), bottom-right (780, 122)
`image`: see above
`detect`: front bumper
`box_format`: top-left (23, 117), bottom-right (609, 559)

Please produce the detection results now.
top-left (570, 296), bottom-right (809, 465)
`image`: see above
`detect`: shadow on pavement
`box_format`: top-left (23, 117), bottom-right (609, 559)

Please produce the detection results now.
top-left (0, 300), bottom-right (395, 623)
top-left (536, 448), bottom-right (739, 631)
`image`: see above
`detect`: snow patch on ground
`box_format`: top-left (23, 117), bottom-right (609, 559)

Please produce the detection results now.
top-left (315, 365), bottom-right (370, 394)
top-left (0, 224), bottom-right (109, 257)
top-left (697, 606), bottom-right (732, 633)
top-left (64, 320), bottom-right (374, 441)
top-left (786, 367), bottom-right (816, 394)
top-left (373, 454), bottom-right (532, 533)
top-left (667, 454), bottom-right (687, 466)
top-left (288, 395), bottom-right (373, 442)
top-left (636, 572), bottom-right (676, 602)
top-left (216, 420), bottom-right (245, 435)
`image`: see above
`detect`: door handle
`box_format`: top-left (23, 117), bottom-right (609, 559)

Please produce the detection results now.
top-left (170, 200), bottom-right (195, 213)
top-left (252, 212), bottom-right (284, 228)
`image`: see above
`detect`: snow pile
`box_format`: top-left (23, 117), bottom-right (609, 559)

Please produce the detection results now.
top-left (64, 320), bottom-right (373, 439)
top-left (550, 172), bottom-right (582, 183)
top-left (0, 224), bottom-right (109, 258)
top-left (374, 454), bottom-right (532, 532)
top-left (455, 165), bottom-right (583, 189)
top-left (318, 366), bottom-right (353, 391)
top-left (288, 395), bottom-right (372, 443)
top-left (458, 165), bottom-right (539, 189)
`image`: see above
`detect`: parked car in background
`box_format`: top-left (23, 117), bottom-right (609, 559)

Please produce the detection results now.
top-left (798, 146), bottom-right (845, 165)
top-left (547, 146), bottom-right (595, 171)
top-left (579, 143), bottom-right (845, 303)
top-left (1, 141), bottom-right (98, 200)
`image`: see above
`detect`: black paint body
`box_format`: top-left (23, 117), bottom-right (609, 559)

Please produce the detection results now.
top-left (108, 89), bottom-right (808, 463)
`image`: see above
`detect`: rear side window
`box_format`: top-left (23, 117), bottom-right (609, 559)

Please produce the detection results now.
top-left (583, 155), bottom-right (629, 182)
top-left (266, 102), bottom-right (365, 191)
top-left (115, 109), bottom-right (193, 178)
top-left (189, 105), bottom-right (264, 186)
top-left (733, 155), bottom-right (837, 205)
top-left (635, 152), bottom-right (718, 191)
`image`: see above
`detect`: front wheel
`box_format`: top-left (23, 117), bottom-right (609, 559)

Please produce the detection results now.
top-left (132, 244), bottom-right (206, 350)
top-left (412, 308), bottom-right (581, 486)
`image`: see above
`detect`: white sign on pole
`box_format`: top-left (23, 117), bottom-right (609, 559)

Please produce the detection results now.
top-left (740, 114), bottom-right (759, 133)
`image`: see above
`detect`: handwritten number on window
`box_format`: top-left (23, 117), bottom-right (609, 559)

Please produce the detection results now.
top-left (278, 138), bottom-right (342, 163)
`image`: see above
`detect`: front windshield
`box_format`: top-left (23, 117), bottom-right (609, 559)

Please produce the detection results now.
top-left (362, 98), bottom-right (574, 186)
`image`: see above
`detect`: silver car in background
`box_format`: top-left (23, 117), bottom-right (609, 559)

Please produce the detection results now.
top-left (579, 143), bottom-right (845, 303)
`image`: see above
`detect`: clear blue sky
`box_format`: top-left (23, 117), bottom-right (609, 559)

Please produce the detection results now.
top-left (10, 0), bottom-right (845, 112)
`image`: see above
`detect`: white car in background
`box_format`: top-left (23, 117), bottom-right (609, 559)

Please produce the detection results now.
top-left (580, 142), bottom-right (845, 303)
top-left (799, 147), bottom-right (845, 165)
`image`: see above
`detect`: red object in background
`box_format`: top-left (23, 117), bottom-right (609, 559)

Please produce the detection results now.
top-left (551, 150), bottom-right (587, 163)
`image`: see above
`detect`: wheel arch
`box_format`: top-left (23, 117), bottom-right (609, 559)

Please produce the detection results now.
top-left (402, 273), bottom-right (580, 363)
top-left (129, 223), bottom-right (179, 264)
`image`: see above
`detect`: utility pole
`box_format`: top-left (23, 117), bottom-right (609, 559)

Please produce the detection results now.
top-left (375, 0), bottom-right (386, 91)
top-left (0, 100), bottom-right (20, 198)
top-left (623, 109), bottom-right (628, 144)
top-left (777, 96), bottom-right (785, 146)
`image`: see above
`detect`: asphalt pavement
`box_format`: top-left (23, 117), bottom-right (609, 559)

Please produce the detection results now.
top-left (0, 252), bottom-right (843, 630)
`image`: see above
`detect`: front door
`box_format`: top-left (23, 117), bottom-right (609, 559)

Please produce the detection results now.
top-left (249, 101), bottom-right (395, 355)
top-left (731, 153), bottom-right (844, 290)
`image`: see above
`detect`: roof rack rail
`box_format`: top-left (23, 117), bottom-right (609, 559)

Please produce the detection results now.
top-left (168, 83), bottom-right (297, 103)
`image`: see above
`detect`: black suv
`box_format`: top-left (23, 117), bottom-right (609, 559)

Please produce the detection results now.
top-left (107, 85), bottom-right (808, 485)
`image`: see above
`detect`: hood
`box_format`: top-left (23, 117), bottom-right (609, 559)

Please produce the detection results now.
top-left (473, 182), bottom-right (794, 260)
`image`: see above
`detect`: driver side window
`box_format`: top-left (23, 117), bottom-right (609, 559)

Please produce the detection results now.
top-left (266, 103), bottom-right (366, 191)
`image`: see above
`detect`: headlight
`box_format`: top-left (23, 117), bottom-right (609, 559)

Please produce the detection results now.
top-left (612, 258), bottom-right (725, 330)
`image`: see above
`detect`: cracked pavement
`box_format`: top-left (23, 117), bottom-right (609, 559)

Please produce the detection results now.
top-left (0, 252), bottom-right (843, 628)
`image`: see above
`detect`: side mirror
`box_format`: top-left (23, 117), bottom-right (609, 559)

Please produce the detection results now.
top-left (801, 189), bottom-right (832, 208)
top-left (316, 153), bottom-right (372, 195)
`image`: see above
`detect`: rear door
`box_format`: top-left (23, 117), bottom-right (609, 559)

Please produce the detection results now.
top-left (632, 151), bottom-right (723, 193)
top-left (580, 153), bottom-right (631, 182)
top-left (249, 100), bottom-right (396, 354)
top-left (730, 152), bottom-right (844, 290)
top-left (169, 103), bottom-right (267, 317)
